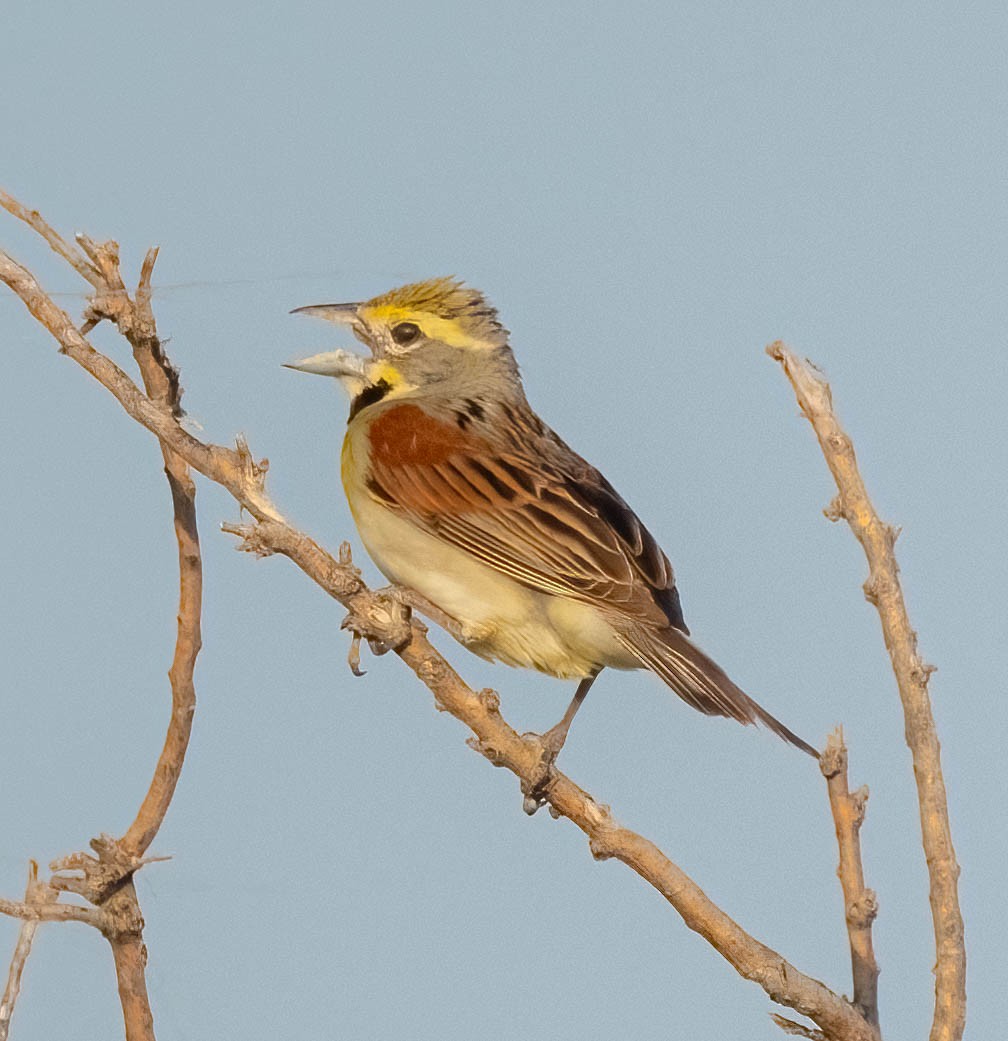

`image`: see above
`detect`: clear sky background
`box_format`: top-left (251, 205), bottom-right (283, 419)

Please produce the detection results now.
top-left (1, 3), bottom-right (1003, 1038)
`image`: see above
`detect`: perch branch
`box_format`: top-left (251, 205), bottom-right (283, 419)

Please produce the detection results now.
top-left (0, 226), bottom-right (880, 1041)
top-left (768, 342), bottom-right (965, 1041)
top-left (821, 730), bottom-right (879, 1026)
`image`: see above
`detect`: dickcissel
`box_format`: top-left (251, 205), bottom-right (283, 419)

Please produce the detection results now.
top-left (287, 278), bottom-right (816, 760)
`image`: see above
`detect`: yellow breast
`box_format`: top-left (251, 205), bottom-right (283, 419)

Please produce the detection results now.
top-left (339, 413), bottom-right (635, 679)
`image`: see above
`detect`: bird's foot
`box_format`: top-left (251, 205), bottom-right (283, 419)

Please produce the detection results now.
top-left (518, 724), bottom-right (570, 816)
top-left (367, 585), bottom-right (420, 645)
top-left (538, 721), bottom-right (572, 759)
top-left (340, 587), bottom-right (414, 676)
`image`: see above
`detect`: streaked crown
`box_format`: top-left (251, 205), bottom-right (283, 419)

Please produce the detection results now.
top-left (360, 277), bottom-right (509, 350)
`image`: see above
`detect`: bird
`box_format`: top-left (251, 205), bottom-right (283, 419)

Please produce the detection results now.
top-left (286, 278), bottom-right (818, 761)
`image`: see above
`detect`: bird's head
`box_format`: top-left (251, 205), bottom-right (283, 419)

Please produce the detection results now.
top-left (286, 278), bottom-right (521, 413)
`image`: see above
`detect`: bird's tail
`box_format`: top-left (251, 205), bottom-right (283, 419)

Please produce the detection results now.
top-left (616, 625), bottom-right (819, 758)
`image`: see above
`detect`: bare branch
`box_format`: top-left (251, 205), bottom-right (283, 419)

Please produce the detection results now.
top-left (98, 240), bottom-right (202, 860)
top-left (75, 239), bottom-right (199, 1039)
top-left (1, 219), bottom-right (201, 1041)
top-left (0, 232), bottom-right (880, 1041)
top-left (0, 863), bottom-right (56, 1040)
top-left (0, 897), bottom-right (103, 928)
top-left (821, 730), bottom-right (879, 1026)
top-left (104, 880), bottom-right (154, 1041)
top-left (0, 189), bottom-right (102, 287)
top-left (768, 342), bottom-right (966, 1041)
top-left (0, 248), bottom-right (282, 523)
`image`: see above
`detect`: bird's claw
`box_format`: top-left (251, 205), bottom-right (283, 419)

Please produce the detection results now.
top-left (346, 632), bottom-right (367, 677)
top-left (519, 730), bottom-right (565, 815)
top-left (340, 587), bottom-right (413, 676)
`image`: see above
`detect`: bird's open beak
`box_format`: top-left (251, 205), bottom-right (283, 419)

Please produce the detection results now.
top-left (289, 302), bottom-right (360, 324)
top-left (285, 301), bottom-right (368, 380)
top-left (282, 348), bottom-right (368, 379)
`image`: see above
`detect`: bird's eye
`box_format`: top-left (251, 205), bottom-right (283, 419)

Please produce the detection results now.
top-left (391, 322), bottom-right (421, 346)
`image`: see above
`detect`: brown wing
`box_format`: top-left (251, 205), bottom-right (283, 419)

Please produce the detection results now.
top-left (364, 402), bottom-right (817, 757)
top-left (364, 403), bottom-right (686, 631)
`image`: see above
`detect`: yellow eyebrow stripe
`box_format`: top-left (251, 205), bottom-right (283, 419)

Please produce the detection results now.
top-left (361, 305), bottom-right (495, 349)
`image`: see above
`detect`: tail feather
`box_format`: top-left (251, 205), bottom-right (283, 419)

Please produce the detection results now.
top-left (616, 626), bottom-right (819, 759)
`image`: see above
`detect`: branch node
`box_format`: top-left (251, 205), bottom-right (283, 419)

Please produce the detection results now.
top-left (137, 247), bottom-right (159, 305)
top-left (819, 733), bottom-right (847, 779)
top-left (588, 832), bottom-right (615, 861)
top-left (848, 891), bottom-right (879, 929)
top-left (234, 435), bottom-right (269, 489)
top-left (415, 658), bottom-right (439, 685)
top-left (43, 833), bottom-right (153, 910)
top-left (79, 308), bottom-right (102, 333)
top-left (48, 876), bottom-right (91, 898)
top-left (911, 660), bottom-right (938, 685)
top-left (769, 1013), bottom-right (827, 1039)
top-left (478, 688), bottom-right (501, 714)
top-left (862, 575), bottom-right (880, 606)
top-left (221, 520), bottom-right (277, 558)
top-left (49, 851), bottom-right (94, 874)
top-left (851, 786), bottom-right (869, 826)
top-left (465, 735), bottom-right (505, 765)
top-left (823, 495), bottom-right (845, 522)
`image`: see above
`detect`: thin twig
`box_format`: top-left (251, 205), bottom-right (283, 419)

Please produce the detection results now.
top-left (79, 239), bottom-right (201, 1041)
top-left (0, 247), bottom-right (282, 522)
top-left (74, 240), bottom-right (199, 1040)
top-left (0, 863), bottom-right (56, 1041)
top-left (771, 1013), bottom-right (827, 1039)
top-left (0, 240), bottom-right (879, 1041)
top-left (0, 189), bottom-right (102, 287)
top-left (102, 242), bottom-right (202, 860)
top-left (0, 898), bottom-right (103, 928)
top-left (768, 342), bottom-right (965, 1041)
top-left (821, 730), bottom-right (879, 1026)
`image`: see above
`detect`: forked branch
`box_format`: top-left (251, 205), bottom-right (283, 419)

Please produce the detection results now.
top-left (821, 730), bottom-right (879, 1026)
top-left (0, 198), bottom-right (205, 1041)
top-left (768, 342), bottom-right (965, 1041)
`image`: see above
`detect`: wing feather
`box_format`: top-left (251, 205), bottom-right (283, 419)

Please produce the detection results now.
top-left (366, 407), bottom-right (680, 629)
top-left (362, 402), bottom-right (817, 757)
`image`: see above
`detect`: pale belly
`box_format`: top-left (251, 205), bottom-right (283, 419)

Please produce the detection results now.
top-left (343, 465), bottom-right (638, 680)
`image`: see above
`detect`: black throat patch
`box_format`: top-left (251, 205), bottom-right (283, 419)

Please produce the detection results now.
top-left (348, 379), bottom-right (392, 421)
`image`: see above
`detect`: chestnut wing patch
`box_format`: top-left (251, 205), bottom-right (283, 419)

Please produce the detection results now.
top-left (366, 405), bottom-right (684, 630)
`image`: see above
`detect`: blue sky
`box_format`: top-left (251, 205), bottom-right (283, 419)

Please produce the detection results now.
top-left (1, 3), bottom-right (1003, 1038)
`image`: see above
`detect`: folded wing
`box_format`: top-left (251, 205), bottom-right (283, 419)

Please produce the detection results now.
top-left (364, 403), bottom-right (816, 756)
